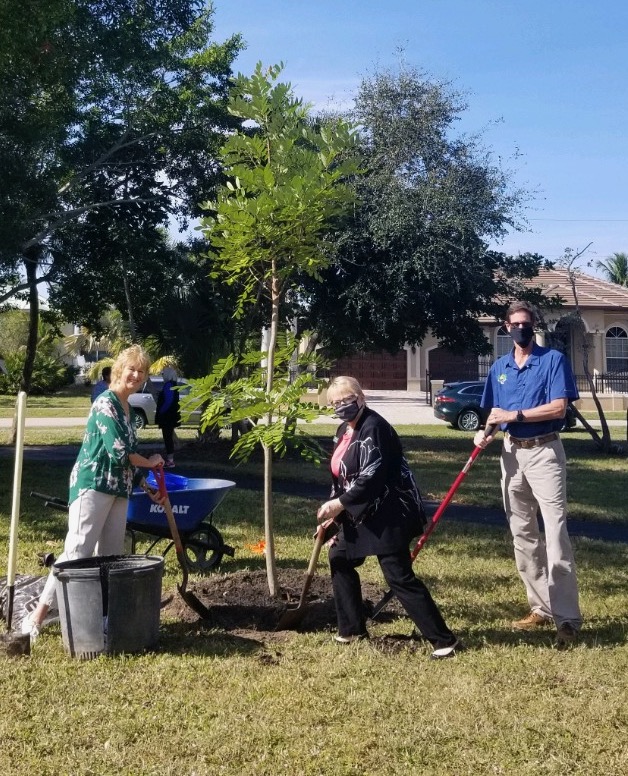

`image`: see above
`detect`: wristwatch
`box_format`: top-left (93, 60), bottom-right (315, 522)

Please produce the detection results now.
top-left (516, 410), bottom-right (525, 423)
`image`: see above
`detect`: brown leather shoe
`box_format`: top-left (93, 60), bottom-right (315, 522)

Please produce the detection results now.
top-left (555, 623), bottom-right (578, 649)
top-left (511, 612), bottom-right (552, 631)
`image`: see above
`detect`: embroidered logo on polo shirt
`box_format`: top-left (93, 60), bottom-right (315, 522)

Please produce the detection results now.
top-left (498, 373), bottom-right (507, 384)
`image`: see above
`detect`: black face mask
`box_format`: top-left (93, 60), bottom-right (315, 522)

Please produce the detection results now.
top-left (510, 325), bottom-right (534, 348)
top-left (334, 400), bottom-right (362, 422)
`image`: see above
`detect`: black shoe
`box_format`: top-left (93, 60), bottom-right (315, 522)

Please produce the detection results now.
top-left (431, 638), bottom-right (463, 660)
top-left (555, 623), bottom-right (578, 649)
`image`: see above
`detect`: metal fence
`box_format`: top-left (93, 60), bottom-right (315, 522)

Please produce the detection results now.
top-left (574, 373), bottom-right (628, 394)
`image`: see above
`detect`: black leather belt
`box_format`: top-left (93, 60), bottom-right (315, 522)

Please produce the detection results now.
top-left (507, 432), bottom-right (559, 449)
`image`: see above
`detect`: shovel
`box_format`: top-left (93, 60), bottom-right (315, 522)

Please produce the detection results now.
top-left (275, 522), bottom-right (328, 631)
top-left (0, 391), bottom-right (30, 657)
top-left (370, 424), bottom-right (497, 620)
top-left (146, 466), bottom-right (211, 620)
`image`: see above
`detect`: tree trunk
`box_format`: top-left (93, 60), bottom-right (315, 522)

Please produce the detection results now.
top-left (563, 256), bottom-right (614, 452)
top-left (121, 257), bottom-right (137, 341)
top-left (21, 251), bottom-right (40, 394)
top-left (9, 251), bottom-right (40, 444)
top-left (263, 267), bottom-right (281, 596)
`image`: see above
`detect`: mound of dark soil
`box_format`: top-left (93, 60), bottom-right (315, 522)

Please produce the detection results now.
top-left (161, 569), bottom-right (422, 652)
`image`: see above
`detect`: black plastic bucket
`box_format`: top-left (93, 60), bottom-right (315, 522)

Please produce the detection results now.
top-left (53, 554), bottom-right (164, 659)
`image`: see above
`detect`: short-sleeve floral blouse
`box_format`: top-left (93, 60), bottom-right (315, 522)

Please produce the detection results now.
top-left (68, 389), bottom-right (139, 504)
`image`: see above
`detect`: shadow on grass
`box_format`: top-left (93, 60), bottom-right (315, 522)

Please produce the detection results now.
top-left (157, 619), bottom-right (267, 657)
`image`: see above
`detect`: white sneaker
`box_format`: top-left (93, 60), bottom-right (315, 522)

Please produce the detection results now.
top-left (430, 638), bottom-right (462, 660)
top-left (20, 613), bottom-right (40, 643)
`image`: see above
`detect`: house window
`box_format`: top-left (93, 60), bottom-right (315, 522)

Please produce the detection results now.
top-left (606, 326), bottom-right (628, 372)
top-left (496, 326), bottom-right (511, 357)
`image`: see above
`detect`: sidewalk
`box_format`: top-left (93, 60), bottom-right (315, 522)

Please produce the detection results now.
top-left (0, 389), bottom-right (624, 428)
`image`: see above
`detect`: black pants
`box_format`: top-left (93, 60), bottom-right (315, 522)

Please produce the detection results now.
top-left (329, 537), bottom-right (456, 648)
top-left (161, 425), bottom-right (176, 456)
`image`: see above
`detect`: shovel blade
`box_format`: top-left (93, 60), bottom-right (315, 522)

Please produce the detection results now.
top-left (275, 604), bottom-right (308, 631)
top-left (0, 632), bottom-right (30, 658)
top-left (177, 584), bottom-right (212, 620)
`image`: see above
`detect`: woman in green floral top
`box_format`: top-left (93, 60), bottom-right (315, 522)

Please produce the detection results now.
top-left (22, 345), bottom-right (165, 642)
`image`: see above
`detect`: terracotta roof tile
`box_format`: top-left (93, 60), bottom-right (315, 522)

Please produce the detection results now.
top-left (521, 268), bottom-right (628, 311)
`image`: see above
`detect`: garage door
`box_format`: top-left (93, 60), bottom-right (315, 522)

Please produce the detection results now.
top-left (428, 347), bottom-right (482, 383)
top-left (330, 351), bottom-right (407, 390)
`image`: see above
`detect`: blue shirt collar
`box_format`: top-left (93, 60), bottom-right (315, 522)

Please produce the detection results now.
top-left (504, 343), bottom-right (543, 370)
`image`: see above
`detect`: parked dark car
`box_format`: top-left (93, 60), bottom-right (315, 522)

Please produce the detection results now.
top-left (433, 381), bottom-right (489, 431)
top-left (434, 380), bottom-right (578, 432)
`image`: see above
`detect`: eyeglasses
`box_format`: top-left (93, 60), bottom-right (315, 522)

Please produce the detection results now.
top-left (509, 321), bottom-right (533, 328)
top-left (329, 395), bottom-right (357, 409)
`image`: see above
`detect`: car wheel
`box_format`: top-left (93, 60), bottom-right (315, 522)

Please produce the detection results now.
top-left (133, 409), bottom-right (148, 430)
top-left (457, 409), bottom-right (481, 432)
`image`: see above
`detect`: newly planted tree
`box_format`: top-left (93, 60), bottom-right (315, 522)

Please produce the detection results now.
top-left (196, 63), bottom-right (358, 594)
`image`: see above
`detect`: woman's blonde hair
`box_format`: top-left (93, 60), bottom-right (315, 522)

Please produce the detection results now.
top-left (110, 345), bottom-right (151, 387)
top-left (327, 375), bottom-right (365, 402)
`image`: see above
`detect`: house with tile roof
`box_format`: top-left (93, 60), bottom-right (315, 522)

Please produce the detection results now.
top-left (329, 268), bottom-right (628, 409)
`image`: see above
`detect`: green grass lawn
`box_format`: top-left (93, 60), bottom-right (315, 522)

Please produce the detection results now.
top-left (1, 429), bottom-right (627, 774)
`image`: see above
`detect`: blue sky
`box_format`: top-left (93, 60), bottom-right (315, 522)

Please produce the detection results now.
top-left (212, 0), bottom-right (628, 272)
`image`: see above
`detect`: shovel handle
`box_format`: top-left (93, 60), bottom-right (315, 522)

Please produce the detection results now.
top-left (370, 423), bottom-right (497, 620)
top-left (150, 466), bottom-right (185, 556)
top-left (297, 525), bottom-right (326, 609)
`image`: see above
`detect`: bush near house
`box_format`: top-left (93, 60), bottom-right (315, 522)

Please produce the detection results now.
top-left (0, 351), bottom-right (71, 395)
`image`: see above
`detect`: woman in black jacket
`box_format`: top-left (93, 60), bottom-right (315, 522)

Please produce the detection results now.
top-left (317, 376), bottom-right (460, 659)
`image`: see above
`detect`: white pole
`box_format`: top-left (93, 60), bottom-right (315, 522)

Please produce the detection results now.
top-left (7, 391), bottom-right (27, 588)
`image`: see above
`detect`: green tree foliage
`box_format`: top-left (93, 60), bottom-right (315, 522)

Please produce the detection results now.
top-left (302, 65), bottom-right (550, 356)
top-left (0, 310), bottom-right (31, 356)
top-left (0, 311), bottom-right (69, 394)
top-left (0, 0), bottom-right (242, 392)
top-left (128, 241), bottom-right (247, 377)
top-left (596, 252), bottom-right (628, 287)
top-left (196, 63), bottom-right (358, 594)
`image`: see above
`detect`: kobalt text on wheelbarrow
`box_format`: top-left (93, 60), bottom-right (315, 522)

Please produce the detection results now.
top-left (30, 472), bottom-right (236, 575)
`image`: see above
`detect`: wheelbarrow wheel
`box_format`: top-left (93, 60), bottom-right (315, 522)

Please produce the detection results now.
top-left (183, 523), bottom-right (224, 574)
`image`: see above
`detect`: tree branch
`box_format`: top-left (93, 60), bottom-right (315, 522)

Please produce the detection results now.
top-left (21, 197), bottom-right (160, 253)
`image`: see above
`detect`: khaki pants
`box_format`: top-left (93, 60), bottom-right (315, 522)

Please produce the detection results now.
top-left (39, 490), bottom-right (128, 609)
top-left (501, 435), bottom-right (582, 629)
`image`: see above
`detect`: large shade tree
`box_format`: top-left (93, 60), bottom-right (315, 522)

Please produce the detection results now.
top-left (0, 0), bottom-right (242, 394)
top-left (302, 66), bottom-right (550, 356)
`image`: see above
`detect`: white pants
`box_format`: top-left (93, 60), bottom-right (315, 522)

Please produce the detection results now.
top-left (39, 491), bottom-right (128, 609)
top-left (501, 435), bottom-right (582, 629)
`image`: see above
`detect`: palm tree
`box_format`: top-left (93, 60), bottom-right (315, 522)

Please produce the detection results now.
top-left (63, 310), bottom-right (132, 360)
top-left (596, 252), bottom-right (628, 287)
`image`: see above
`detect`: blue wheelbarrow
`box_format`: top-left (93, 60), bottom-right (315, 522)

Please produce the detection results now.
top-left (31, 473), bottom-right (236, 574)
top-left (127, 472), bottom-right (236, 573)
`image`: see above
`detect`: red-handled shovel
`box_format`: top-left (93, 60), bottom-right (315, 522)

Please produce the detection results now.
top-left (142, 466), bottom-right (211, 620)
top-left (370, 424), bottom-right (497, 620)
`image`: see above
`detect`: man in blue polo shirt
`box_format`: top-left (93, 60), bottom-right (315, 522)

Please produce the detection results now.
top-left (474, 300), bottom-right (582, 649)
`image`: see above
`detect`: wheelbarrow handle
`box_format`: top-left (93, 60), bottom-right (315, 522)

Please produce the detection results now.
top-left (30, 491), bottom-right (69, 511)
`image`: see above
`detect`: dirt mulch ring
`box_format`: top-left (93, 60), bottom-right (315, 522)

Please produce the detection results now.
top-left (160, 569), bottom-right (428, 655)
